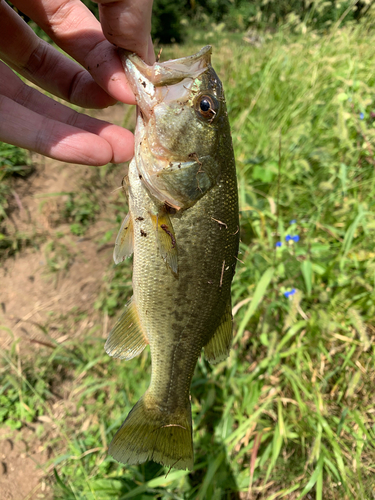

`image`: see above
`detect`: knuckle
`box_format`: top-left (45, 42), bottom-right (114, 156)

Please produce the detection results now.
top-left (65, 108), bottom-right (81, 128)
top-left (0, 94), bottom-right (8, 113)
top-left (22, 41), bottom-right (49, 76)
top-left (13, 81), bottom-right (34, 108)
top-left (34, 119), bottom-right (48, 154)
top-left (66, 68), bottom-right (87, 106)
top-left (46, 1), bottom-right (81, 36)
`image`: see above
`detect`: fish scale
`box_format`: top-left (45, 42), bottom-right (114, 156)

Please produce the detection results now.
top-left (106, 46), bottom-right (239, 470)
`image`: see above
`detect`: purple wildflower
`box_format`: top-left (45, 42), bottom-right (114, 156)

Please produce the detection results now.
top-left (284, 288), bottom-right (296, 298)
top-left (360, 112), bottom-right (364, 120)
top-left (275, 241), bottom-right (282, 247)
top-left (292, 235), bottom-right (300, 242)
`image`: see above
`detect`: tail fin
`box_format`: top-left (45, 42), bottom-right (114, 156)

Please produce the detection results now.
top-left (109, 394), bottom-right (194, 470)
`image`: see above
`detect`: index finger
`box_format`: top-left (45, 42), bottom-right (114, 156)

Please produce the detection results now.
top-left (11, 0), bottom-right (136, 104)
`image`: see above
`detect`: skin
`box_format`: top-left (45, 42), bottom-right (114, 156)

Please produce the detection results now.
top-left (0, 0), bottom-right (154, 165)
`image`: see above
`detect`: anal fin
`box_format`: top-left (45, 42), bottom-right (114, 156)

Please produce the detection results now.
top-left (151, 211), bottom-right (178, 275)
top-left (113, 212), bottom-right (134, 265)
top-left (105, 297), bottom-right (148, 360)
top-left (204, 300), bottom-right (233, 364)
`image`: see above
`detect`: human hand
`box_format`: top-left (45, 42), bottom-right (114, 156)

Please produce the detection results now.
top-left (0, 0), bottom-right (154, 166)
top-left (93, 0), bottom-right (155, 65)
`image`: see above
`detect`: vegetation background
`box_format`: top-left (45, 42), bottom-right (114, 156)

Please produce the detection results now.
top-left (1, 0), bottom-right (375, 499)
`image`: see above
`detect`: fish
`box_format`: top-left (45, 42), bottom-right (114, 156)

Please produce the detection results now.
top-left (105, 45), bottom-right (239, 471)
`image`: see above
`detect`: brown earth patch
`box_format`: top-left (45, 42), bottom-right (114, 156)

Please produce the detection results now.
top-left (0, 427), bottom-right (52, 500)
top-left (0, 103), bottom-right (133, 499)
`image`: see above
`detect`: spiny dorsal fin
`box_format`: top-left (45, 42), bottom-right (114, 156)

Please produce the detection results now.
top-left (150, 211), bottom-right (178, 275)
top-left (113, 212), bottom-right (134, 265)
top-left (105, 297), bottom-right (148, 360)
top-left (204, 300), bottom-right (233, 364)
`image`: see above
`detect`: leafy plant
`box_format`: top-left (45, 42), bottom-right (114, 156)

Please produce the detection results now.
top-left (0, 142), bottom-right (34, 257)
top-left (94, 259), bottom-right (133, 317)
top-left (62, 191), bottom-right (101, 236)
top-left (152, 0), bottom-right (187, 43)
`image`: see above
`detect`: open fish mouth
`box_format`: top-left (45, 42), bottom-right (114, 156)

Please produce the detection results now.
top-left (120, 46), bottom-right (223, 210)
top-left (120, 45), bottom-right (212, 115)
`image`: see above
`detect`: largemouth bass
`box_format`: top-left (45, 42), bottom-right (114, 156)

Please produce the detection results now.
top-left (106, 46), bottom-right (239, 470)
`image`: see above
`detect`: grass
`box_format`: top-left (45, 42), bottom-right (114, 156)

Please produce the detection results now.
top-left (1, 17), bottom-right (375, 500)
top-left (0, 143), bottom-right (34, 256)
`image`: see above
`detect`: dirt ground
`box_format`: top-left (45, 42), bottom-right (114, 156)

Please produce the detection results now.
top-left (0, 427), bottom-right (52, 500)
top-left (0, 104), bottom-right (130, 500)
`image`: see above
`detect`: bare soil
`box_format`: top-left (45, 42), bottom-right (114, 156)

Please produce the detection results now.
top-left (0, 427), bottom-right (52, 500)
top-left (0, 103), bottom-right (131, 499)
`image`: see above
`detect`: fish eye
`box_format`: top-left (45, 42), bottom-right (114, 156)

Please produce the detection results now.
top-left (195, 94), bottom-right (219, 121)
top-left (200, 99), bottom-right (211, 112)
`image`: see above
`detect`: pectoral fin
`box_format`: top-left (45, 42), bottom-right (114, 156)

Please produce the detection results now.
top-left (150, 211), bottom-right (178, 275)
top-left (204, 301), bottom-right (233, 364)
top-left (113, 213), bottom-right (134, 265)
top-left (105, 297), bottom-right (148, 360)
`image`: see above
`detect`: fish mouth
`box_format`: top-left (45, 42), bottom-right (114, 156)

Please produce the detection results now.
top-left (120, 46), bottom-right (212, 120)
top-left (121, 45), bottom-right (212, 89)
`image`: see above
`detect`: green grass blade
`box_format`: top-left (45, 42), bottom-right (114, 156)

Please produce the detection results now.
top-left (296, 455), bottom-right (324, 500)
top-left (301, 260), bottom-right (313, 296)
top-left (235, 267), bottom-right (274, 342)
